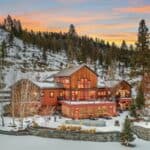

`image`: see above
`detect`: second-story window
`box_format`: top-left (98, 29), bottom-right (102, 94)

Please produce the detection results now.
top-left (49, 92), bottom-right (54, 98)
top-left (78, 78), bottom-right (91, 88)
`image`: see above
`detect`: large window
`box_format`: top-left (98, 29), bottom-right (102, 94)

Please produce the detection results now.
top-left (117, 89), bottom-right (130, 98)
top-left (98, 91), bottom-right (106, 96)
top-left (77, 78), bottom-right (91, 88)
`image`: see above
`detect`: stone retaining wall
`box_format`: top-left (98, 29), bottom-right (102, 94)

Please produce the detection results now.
top-left (0, 127), bottom-right (120, 142)
top-left (1, 126), bottom-right (149, 142)
top-left (0, 126), bottom-right (150, 142)
top-left (0, 129), bottom-right (30, 136)
top-left (28, 127), bottom-right (120, 142)
top-left (132, 126), bottom-right (150, 141)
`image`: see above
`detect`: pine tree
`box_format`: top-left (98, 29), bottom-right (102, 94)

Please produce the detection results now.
top-left (120, 40), bottom-right (129, 67)
top-left (8, 33), bottom-right (14, 47)
top-left (120, 116), bottom-right (135, 146)
top-left (130, 103), bottom-right (137, 118)
top-left (135, 83), bottom-right (145, 109)
top-left (0, 41), bottom-right (6, 89)
top-left (42, 49), bottom-right (47, 63)
top-left (136, 19), bottom-right (150, 73)
top-left (1, 40), bottom-right (7, 58)
top-left (68, 24), bottom-right (77, 37)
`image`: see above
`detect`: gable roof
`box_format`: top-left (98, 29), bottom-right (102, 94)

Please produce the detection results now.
top-left (33, 81), bottom-right (64, 89)
top-left (11, 79), bottom-right (64, 89)
top-left (117, 80), bottom-right (131, 88)
top-left (110, 80), bottom-right (131, 95)
top-left (54, 64), bottom-right (98, 77)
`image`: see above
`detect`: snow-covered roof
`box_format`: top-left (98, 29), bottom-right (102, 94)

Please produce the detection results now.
top-left (33, 81), bottom-right (63, 89)
top-left (104, 80), bottom-right (119, 88)
top-left (54, 64), bottom-right (98, 77)
top-left (62, 101), bottom-right (115, 105)
top-left (97, 81), bottom-right (106, 88)
top-left (44, 76), bottom-right (55, 82)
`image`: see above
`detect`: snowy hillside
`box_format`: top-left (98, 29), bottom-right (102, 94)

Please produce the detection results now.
top-left (0, 28), bottom-right (68, 70)
top-left (0, 28), bottom-right (141, 92)
top-left (0, 28), bottom-right (70, 89)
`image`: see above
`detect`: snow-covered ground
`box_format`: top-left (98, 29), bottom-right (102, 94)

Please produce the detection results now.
top-left (0, 134), bottom-right (149, 150)
top-left (0, 111), bottom-right (128, 132)
top-left (134, 121), bottom-right (150, 129)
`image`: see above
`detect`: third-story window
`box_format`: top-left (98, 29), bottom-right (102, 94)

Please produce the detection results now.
top-left (49, 92), bottom-right (54, 98)
top-left (65, 79), bottom-right (70, 84)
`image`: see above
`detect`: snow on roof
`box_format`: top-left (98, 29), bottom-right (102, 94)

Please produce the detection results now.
top-left (62, 100), bottom-right (115, 105)
top-left (4, 67), bottom-right (58, 89)
top-left (54, 64), bottom-right (97, 77)
top-left (32, 81), bottom-right (64, 89)
top-left (54, 64), bottom-right (85, 77)
top-left (134, 121), bottom-right (150, 129)
top-left (44, 77), bottom-right (54, 82)
top-left (97, 81), bottom-right (106, 88)
top-left (104, 80), bottom-right (120, 88)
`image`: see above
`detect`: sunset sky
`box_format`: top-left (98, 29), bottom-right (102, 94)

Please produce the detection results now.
top-left (0, 0), bottom-right (149, 45)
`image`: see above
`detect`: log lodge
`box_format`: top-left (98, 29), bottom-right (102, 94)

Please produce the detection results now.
top-left (11, 64), bottom-right (132, 119)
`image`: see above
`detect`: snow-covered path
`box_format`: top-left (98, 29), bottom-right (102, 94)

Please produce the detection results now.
top-left (0, 135), bottom-right (150, 150)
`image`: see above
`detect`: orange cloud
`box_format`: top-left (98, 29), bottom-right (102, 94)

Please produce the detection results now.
top-left (115, 5), bottom-right (150, 14)
top-left (77, 23), bottom-right (136, 34)
top-left (0, 11), bottom-right (138, 45)
top-left (15, 10), bottom-right (116, 25)
top-left (90, 32), bottom-right (137, 45)
top-left (10, 10), bottom-right (119, 32)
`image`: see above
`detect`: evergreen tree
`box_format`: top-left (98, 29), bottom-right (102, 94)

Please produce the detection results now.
top-left (120, 116), bottom-right (135, 146)
top-left (135, 83), bottom-right (145, 109)
top-left (1, 40), bottom-right (7, 58)
top-left (136, 19), bottom-right (150, 73)
top-left (120, 40), bottom-right (129, 67)
top-left (23, 41), bottom-right (27, 52)
top-left (3, 15), bottom-right (143, 68)
top-left (8, 33), bottom-right (14, 47)
top-left (68, 24), bottom-right (77, 36)
top-left (67, 40), bottom-right (74, 62)
top-left (42, 49), bottom-right (47, 62)
top-left (0, 41), bottom-right (6, 89)
top-left (130, 103), bottom-right (137, 118)
top-left (4, 15), bottom-right (13, 31)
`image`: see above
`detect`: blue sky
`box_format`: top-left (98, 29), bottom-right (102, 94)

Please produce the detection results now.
top-left (0, 0), bottom-right (149, 45)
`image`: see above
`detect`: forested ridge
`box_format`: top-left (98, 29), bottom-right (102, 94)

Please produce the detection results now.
top-left (0, 15), bottom-right (149, 73)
